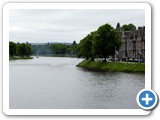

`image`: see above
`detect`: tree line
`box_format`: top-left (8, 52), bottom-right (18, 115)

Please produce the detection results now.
top-left (77, 23), bottom-right (122, 61)
top-left (121, 23), bottom-right (136, 31)
top-left (9, 42), bottom-right (33, 58)
top-left (32, 41), bottom-right (77, 56)
top-left (9, 41), bottom-right (78, 58)
top-left (76, 23), bottom-right (137, 61)
top-left (9, 23), bottom-right (136, 60)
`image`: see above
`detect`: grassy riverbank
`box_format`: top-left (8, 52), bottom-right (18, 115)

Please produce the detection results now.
top-left (32, 54), bottom-right (77, 57)
top-left (9, 56), bottom-right (33, 60)
top-left (76, 60), bottom-right (145, 73)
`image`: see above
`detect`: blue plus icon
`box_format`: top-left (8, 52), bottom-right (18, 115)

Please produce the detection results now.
top-left (142, 93), bottom-right (153, 105)
top-left (137, 89), bottom-right (158, 110)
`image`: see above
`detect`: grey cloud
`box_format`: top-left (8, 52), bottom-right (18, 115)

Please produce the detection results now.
top-left (10, 9), bottom-right (145, 43)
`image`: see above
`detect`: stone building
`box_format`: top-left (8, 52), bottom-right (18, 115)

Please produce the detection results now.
top-left (116, 23), bottom-right (145, 62)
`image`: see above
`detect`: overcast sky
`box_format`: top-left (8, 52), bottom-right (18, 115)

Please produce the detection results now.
top-left (9, 9), bottom-right (145, 43)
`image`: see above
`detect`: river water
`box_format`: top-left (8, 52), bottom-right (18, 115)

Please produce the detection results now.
top-left (9, 57), bottom-right (144, 109)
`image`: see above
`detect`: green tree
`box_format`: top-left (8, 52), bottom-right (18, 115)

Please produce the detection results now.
top-left (51, 43), bottom-right (68, 54)
top-left (26, 44), bottom-right (33, 57)
top-left (17, 43), bottom-right (27, 57)
top-left (92, 23), bottom-right (121, 61)
top-left (17, 43), bottom-right (33, 57)
top-left (121, 23), bottom-right (136, 31)
top-left (9, 41), bottom-right (17, 57)
top-left (77, 32), bottom-right (95, 60)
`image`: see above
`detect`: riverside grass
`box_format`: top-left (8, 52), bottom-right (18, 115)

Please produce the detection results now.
top-left (77, 60), bottom-right (145, 73)
top-left (9, 56), bottom-right (33, 60)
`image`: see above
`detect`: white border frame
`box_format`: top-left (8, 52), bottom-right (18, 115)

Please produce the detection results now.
top-left (3, 3), bottom-right (151, 115)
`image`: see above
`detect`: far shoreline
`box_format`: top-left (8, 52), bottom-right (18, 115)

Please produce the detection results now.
top-left (9, 56), bottom-right (33, 60)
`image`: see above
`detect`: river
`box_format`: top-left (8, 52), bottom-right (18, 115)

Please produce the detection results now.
top-left (9, 57), bottom-right (145, 109)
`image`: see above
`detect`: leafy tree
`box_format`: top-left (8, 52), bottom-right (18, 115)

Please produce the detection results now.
top-left (17, 43), bottom-right (26, 57)
top-left (66, 47), bottom-right (72, 55)
top-left (77, 32), bottom-right (95, 60)
top-left (51, 43), bottom-right (68, 54)
top-left (17, 43), bottom-right (32, 57)
top-left (92, 23), bottom-right (121, 61)
top-left (9, 41), bottom-right (17, 57)
top-left (121, 23), bottom-right (136, 31)
top-left (26, 44), bottom-right (33, 57)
